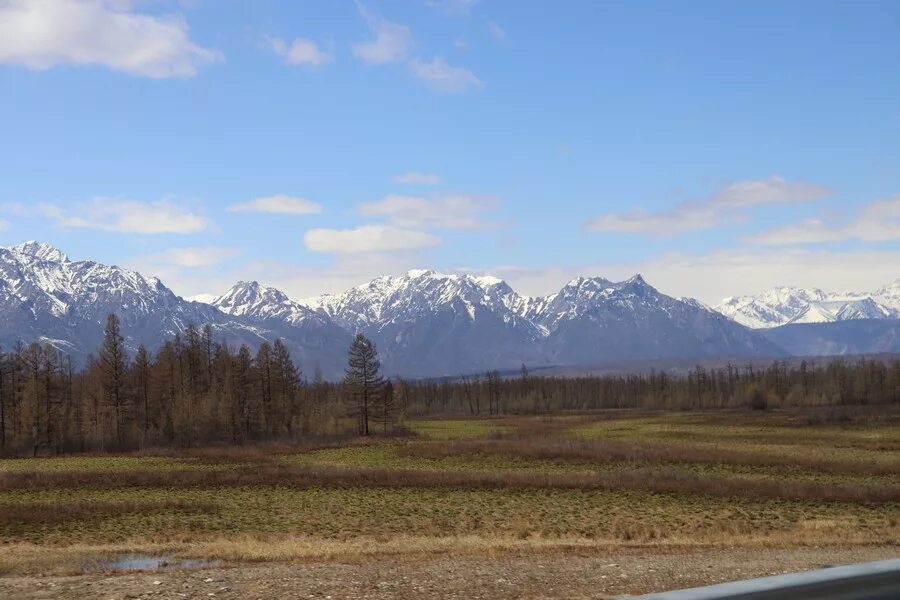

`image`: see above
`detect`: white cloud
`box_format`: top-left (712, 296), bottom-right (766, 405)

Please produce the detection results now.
top-left (185, 293), bottom-right (217, 304)
top-left (357, 194), bottom-right (502, 229)
top-left (223, 253), bottom-right (427, 302)
top-left (452, 37), bottom-right (469, 50)
top-left (468, 247), bottom-right (900, 306)
top-left (0, 0), bottom-right (220, 78)
top-left (138, 246), bottom-right (238, 268)
top-left (44, 198), bottom-right (209, 234)
top-left (352, 3), bottom-right (411, 65)
top-left (486, 20), bottom-right (508, 42)
top-left (267, 37), bottom-right (332, 67)
top-left (227, 195), bottom-right (322, 215)
top-left (585, 175), bottom-right (833, 235)
top-left (351, 4), bottom-right (480, 92)
top-left (304, 225), bottom-right (441, 254)
top-left (0, 219), bottom-right (10, 231)
top-left (393, 172), bottom-right (440, 185)
top-left (748, 195), bottom-right (900, 245)
top-left (409, 57), bottom-right (481, 92)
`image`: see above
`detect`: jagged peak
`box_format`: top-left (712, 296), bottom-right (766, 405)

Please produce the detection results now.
top-left (406, 268), bottom-right (440, 278)
top-left (8, 240), bottom-right (69, 263)
top-left (215, 280), bottom-right (288, 303)
top-left (564, 275), bottom-right (613, 289)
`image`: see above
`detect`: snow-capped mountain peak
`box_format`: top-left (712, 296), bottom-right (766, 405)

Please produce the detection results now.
top-left (716, 285), bottom-right (898, 328)
top-left (213, 281), bottom-right (289, 316)
top-left (213, 280), bottom-right (324, 327)
top-left (306, 269), bottom-right (529, 332)
top-left (10, 240), bottom-right (69, 263)
top-left (6, 240), bottom-right (898, 378)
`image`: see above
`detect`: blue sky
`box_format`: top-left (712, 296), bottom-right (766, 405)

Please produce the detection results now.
top-left (1, 0), bottom-right (899, 303)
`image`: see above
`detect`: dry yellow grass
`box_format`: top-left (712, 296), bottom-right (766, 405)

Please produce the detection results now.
top-left (2, 521), bottom-right (896, 578)
top-left (1, 409), bottom-right (897, 578)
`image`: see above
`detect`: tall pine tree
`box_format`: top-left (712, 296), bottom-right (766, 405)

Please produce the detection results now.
top-left (343, 333), bottom-right (384, 436)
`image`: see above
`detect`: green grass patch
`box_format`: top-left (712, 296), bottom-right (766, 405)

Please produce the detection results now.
top-left (408, 418), bottom-right (508, 440)
top-left (1, 484), bottom-right (895, 546)
top-left (284, 440), bottom-right (897, 486)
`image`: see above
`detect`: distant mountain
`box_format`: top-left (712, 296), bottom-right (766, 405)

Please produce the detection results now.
top-left (298, 270), bottom-right (546, 377)
top-left (211, 281), bottom-right (351, 378)
top-left (289, 271), bottom-right (781, 374)
top-left (762, 319), bottom-right (900, 357)
top-left (716, 285), bottom-right (898, 328)
top-left (0, 242), bottom-right (348, 377)
top-left (0, 241), bottom-right (266, 362)
top-left (6, 241), bottom-right (900, 379)
top-left (527, 275), bottom-right (785, 364)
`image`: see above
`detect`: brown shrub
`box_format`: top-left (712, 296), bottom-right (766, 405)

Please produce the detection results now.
top-left (0, 499), bottom-right (218, 528)
top-left (401, 437), bottom-right (900, 477)
top-left (0, 462), bottom-right (896, 505)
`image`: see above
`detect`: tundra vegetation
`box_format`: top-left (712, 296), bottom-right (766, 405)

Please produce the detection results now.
top-left (0, 315), bottom-right (897, 577)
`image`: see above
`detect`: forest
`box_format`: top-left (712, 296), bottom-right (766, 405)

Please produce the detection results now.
top-left (0, 314), bottom-right (899, 456)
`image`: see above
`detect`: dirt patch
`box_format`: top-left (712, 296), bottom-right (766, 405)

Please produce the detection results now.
top-left (1, 545), bottom-right (897, 599)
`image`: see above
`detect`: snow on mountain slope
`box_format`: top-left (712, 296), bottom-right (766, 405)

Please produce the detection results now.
top-left (716, 286), bottom-right (897, 328)
top-left (306, 269), bottom-right (535, 332)
top-left (716, 287), bottom-right (830, 328)
top-left (787, 298), bottom-right (890, 325)
top-left (537, 275), bottom-right (784, 364)
top-left (0, 241), bottom-right (268, 363)
top-left (212, 281), bottom-right (352, 377)
top-left (214, 281), bottom-right (324, 326)
top-left (298, 270), bottom-right (545, 376)
top-left (873, 280), bottom-right (900, 312)
top-left (6, 241), bottom-right (899, 378)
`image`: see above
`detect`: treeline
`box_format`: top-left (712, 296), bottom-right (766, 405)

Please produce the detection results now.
top-left (402, 360), bottom-right (900, 416)
top-left (0, 316), bottom-right (359, 455)
top-left (0, 315), bottom-right (898, 455)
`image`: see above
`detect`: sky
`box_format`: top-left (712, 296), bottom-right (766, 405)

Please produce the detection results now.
top-left (1, 0), bottom-right (899, 305)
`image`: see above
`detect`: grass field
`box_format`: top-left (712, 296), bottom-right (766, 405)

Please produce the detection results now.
top-left (0, 408), bottom-right (897, 580)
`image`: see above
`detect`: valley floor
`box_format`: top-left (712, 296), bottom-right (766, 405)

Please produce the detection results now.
top-left (0, 408), bottom-right (897, 598)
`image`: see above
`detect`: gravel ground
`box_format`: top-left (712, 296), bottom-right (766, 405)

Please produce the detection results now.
top-left (1, 546), bottom-right (897, 599)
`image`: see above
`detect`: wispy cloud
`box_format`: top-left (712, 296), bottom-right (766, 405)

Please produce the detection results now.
top-left (748, 195), bottom-right (900, 245)
top-left (426, 0), bottom-right (480, 17)
top-left (352, 3), bottom-right (411, 65)
top-left (357, 193), bottom-right (502, 229)
top-left (486, 20), bottom-right (508, 42)
top-left (304, 225), bottom-right (441, 254)
top-left (585, 176), bottom-right (833, 235)
top-left (0, 0), bottom-right (220, 78)
top-left (352, 4), bottom-right (480, 93)
top-left (43, 198), bottom-right (209, 234)
top-left (466, 247), bottom-right (900, 305)
top-left (267, 37), bottom-right (332, 67)
top-left (137, 246), bottom-right (238, 268)
top-left (409, 57), bottom-right (481, 92)
top-left (227, 195), bottom-right (322, 215)
top-left (394, 172), bottom-right (440, 185)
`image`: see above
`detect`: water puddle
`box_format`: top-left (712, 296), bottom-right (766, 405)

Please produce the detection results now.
top-left (96, 554), bottom-right (221, 572)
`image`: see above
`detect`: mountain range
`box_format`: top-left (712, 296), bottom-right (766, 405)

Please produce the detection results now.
top-left (1, 241), bottom-right (899, 378)
top-left (715, 284), bottom-right (900, 328)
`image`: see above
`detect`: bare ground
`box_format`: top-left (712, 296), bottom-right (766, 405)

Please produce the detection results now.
top-left (1, 546), bottom-right (897, 600)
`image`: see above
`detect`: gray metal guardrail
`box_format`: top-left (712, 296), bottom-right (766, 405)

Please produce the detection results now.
top-left (631, 558), bottom-right (900, 600)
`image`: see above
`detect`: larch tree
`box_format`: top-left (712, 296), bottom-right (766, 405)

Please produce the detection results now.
top-left (99, 313), bottom-right (128, 448)
top-left (272, 339), bottom-right (300, 436)
top-left (133, 344), bottom-right (151, 443)
top-left (344, 333), bottom-right (384, 436)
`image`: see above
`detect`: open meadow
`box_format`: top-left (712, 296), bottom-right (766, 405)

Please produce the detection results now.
top-left (0, 407), bottom-right (898, 598)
